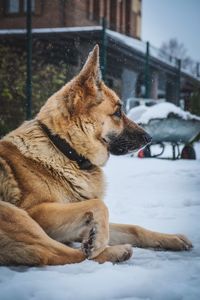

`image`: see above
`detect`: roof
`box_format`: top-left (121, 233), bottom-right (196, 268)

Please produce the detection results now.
top-left (0, 26), bottom-right (199, 81)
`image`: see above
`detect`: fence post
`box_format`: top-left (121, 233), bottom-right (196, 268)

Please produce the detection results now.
top-left (177, 59), bottom-right (181, 106)
top-left (26, 0), bottom-right (32, 120)
top-left (101, 17), bottom-right (107, 81)
top-left (145, 41), bottom-right (150, 98)
top-left (196, 62), bottom-right (200, 77)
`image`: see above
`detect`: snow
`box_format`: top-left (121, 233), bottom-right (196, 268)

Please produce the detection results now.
top-left (107, 29), bottom-right (176, 69)
top-left (106, 30), bottom-right (199, 79)
top-left (107, 29), bottom-right (147, 54)
top-left (0, 144), bottom-right (200, 300)
top-left (127, 105), bottom-right (149, 123)
top-left (0, 26), bottom-right (102, 35)
top-left (128, 102), bottom-right (200, 124)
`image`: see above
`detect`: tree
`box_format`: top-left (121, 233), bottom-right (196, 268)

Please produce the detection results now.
top-left (0, 44), bottom-right (67, 136)
top-left (0, 45), bottom-right (26, 135)
top-left (159, 38), bottom-right (195, 74)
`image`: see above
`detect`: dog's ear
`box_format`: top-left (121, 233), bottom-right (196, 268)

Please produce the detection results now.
top-left (78, 44), bottom-right (102, 85)
top-left (63, 45), bottom-right (103, 115)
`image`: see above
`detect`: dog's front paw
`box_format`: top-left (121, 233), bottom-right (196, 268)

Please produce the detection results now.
top-left (93, 244), bottom-right (133, 264)
top-left (115, 244), bottom-right (133, 263)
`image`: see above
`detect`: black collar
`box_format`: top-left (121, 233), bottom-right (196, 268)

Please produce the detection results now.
top-left (39, 122), bottom-right (94, 170)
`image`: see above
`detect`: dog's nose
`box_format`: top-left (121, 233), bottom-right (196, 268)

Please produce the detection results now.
top-left (142, 132), bottom-right (152, 145)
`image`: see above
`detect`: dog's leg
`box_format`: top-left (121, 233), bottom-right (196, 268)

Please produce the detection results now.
top-left (0, 200), bottom-right (85, 265)
top-left (28, 199), bottom-right (110, 258)
top-left (28, 199), bottom-right (133, 263)
top-left (109, 223), bottom-right (193, 251)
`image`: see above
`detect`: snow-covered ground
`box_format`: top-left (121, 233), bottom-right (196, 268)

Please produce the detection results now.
top-left (0, 144), bottom-right (200, 300)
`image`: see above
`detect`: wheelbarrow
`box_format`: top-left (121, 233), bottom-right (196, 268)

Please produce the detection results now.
top-left (138, 115), bottom-right (200, 160)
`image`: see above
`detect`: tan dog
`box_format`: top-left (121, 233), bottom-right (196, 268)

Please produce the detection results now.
top-left (0, 45), bottom-right (192, 266)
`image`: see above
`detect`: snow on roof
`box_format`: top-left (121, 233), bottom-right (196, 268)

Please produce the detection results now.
top-left (106, 29), bottom-right (147, 54)
top-left (107, 29), bottom-right (177, 68)
top-left (107, 30), bottom-right (199, 79)
top-left (0, 26), bottom-right (102, 35)
top-left (128, 102), bottom-right (200, 124)
top-left (107, 29), bottom-right (176, 68)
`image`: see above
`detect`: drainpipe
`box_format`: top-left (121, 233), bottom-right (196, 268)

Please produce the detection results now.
top-left (177, 59), bottom-right (181, 106)
top-left (145, 41), bottom-right (150, 98)
top-left (196, 62), bottom-right (200, 77)
top-left (26, 0), bottom-right (32, 119)
top-left (101, 17), bottom-right (107, 81)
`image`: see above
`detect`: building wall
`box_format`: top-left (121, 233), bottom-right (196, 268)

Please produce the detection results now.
top-left (132, 0), bottom-right (142, 38)
top-left (0, 0), bottom-right (96, 29)
top-left (0, 0), bottom-right (142, 39)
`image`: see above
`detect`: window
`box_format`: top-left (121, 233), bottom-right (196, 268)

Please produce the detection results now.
top-left (23, 0), bottom-right (35, 13)
top-left (5, 0), bottom-right (35, 15)
top-left (7, 0), bottom-right (20, 13)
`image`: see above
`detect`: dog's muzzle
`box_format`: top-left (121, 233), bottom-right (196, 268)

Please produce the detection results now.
top-left (108, 130), bottom-right (152, 156)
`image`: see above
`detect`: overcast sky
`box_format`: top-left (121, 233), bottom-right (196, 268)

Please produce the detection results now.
top-left (142, 0), bottom-right (200, 62)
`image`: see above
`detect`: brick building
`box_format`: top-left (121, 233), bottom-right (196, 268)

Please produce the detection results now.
top-left (0, 0), bottom-right (142, 39)
top-left (0, 0), bottom-right (199, 128)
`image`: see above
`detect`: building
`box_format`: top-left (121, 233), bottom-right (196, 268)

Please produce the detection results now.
top-left (0, 0), bottom-right (199, 127)
top-left (0, 0), bottom-right (142, 39)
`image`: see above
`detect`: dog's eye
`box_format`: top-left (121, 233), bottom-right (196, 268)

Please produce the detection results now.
top-left (113, 108), bottom-right (122, 119)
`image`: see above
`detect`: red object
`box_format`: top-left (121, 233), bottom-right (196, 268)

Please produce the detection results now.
top-left (138, 149), bottom-right (145, 158)
top-left (181, 145), bottom-right (196, 160)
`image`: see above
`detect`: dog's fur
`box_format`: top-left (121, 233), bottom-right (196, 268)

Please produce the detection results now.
top-left (0, 45), bottom-right (192, 265)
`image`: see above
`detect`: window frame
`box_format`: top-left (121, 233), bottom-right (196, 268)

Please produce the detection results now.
top-left (3, 0), bottom-right (36, 17)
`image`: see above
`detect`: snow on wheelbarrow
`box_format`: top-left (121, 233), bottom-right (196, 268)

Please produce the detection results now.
top-left (128, 102), bottom-right (200, 160)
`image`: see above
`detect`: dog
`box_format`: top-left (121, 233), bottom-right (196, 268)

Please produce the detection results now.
top-left (0, 45), bottom-right (192, 265)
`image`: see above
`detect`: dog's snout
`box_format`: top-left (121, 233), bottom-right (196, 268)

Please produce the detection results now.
top-left (142, 132), bottom-right (152, 145)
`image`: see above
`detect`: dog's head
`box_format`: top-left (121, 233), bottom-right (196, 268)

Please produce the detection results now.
top-left (37, 45), bottom-right (151, 166)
